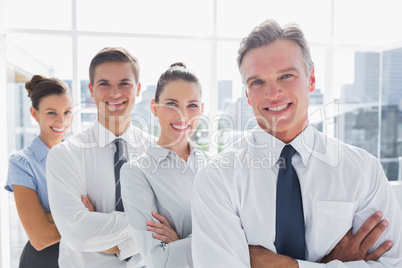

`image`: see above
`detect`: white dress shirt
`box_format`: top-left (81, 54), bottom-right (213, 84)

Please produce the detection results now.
top-left (120, 141), bottom-right (209, 268)
top-left (192, 125), bottom-right (402, 267)
top-left (47, 120), bottom-right (151, 268)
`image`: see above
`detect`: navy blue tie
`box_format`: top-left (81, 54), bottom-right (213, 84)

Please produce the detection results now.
top-left (114, 139), bottom-right (126, 212)
top-left (275, 145), bottom-right (306, 260)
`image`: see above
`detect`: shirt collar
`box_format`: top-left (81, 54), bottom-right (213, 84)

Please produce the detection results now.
top-left (31, 136), bottom-right (50, 162)
top-left (251, 124), bottom-right (315, 167)
top-left (147, 140), bottom-right (200, 162)
top-left (289, 125), bottom-right (315, 167)
top-left (188, 140), bottom-right (200, 155)
top-left (252, 125), bottom-right (284, 167)
top-left (93, 120), bottom-right (136, 148)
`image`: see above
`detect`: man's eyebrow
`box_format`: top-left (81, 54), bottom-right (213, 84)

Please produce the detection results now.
top-left (95, 78), bottom-right (133, 83)
top-left (278, 67), bottom-right (300, 74)
top-left (246, 67), bottom-right (301, 83)
top-left (246, 75), bottom-right (259, 84)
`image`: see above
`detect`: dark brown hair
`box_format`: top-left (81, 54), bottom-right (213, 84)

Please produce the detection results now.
top-left (155, 62), bottom-right (201, 103)
top-left (26, 75), bottom-right (70, 110)
top-left (89, 47), bottom-right (140, 85)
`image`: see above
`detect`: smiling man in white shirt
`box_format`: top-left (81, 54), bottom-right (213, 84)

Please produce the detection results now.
top-left (191, 19), bottom-right (402, 267)
top-left (46, 47), bottom-right (151, 268)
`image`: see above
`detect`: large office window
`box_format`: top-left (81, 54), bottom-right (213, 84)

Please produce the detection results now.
top-left (1, 0), bottom-right (402, 267)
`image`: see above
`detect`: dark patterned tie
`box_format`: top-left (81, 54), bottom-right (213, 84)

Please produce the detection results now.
top-left (275, 145), bottom-right (306, 260)
top-left (114, 138), bottom-right (126, 212)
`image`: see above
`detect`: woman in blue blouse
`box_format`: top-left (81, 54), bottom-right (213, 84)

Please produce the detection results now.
top-left (5, 75), bottom-right (73, 267)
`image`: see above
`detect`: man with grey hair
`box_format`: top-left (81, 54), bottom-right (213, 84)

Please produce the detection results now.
top-left (192, 19), bottom-right (402, 267)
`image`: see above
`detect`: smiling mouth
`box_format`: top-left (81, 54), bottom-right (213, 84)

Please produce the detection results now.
top-left (171, 124), bottom-right (190, 130)
top-left (106, 100), bottom-right (127, 111)
top-left (51, 126), bottom-right (66, 132)
top-left (264, 103), bottom-right (290, 112)
top-left (106, 101), bottom-right (126, 106)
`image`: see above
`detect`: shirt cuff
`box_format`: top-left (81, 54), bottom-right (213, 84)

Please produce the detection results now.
top-left (116, 238), bottom-right (139, 261)
top-left (297, 260), bottom-right (326, 268)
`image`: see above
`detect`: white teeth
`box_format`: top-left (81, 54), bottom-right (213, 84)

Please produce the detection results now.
top-left (171, 124), bottom-right (189, 130)
top-left (267, 104), bottom-right (289, 111)
top-left (108, 101), bottom-right (124, 105)
top-left (52, 127), bottom-right (65, 132)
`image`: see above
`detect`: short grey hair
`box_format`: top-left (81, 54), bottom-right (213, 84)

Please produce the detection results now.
top-left (237, 19), bottom-right (314, 76)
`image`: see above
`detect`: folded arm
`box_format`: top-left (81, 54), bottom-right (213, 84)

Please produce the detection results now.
top-left (120, 163), bottom-right (192, 268)
top-left (302, 158), bottom-right (402, 267)
top-left (81, 195), bottom-right (121, 255)
top-left (319, 211), bottom-right (392, 263)
top-left (146, 212), bottom-right (179, 244)
top-left (249, 211), bottom-right (392, 268)
top-left (46, 146), bottom-right (135, 257)
top-left (14, 185), bottom-right (60, 251)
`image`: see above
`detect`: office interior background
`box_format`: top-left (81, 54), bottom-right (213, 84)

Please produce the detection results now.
top-left (1, 0), bottom-right (402, 266)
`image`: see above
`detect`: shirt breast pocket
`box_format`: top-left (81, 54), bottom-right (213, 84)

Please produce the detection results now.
top-left (314, 201), bottom-right (357, 256)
